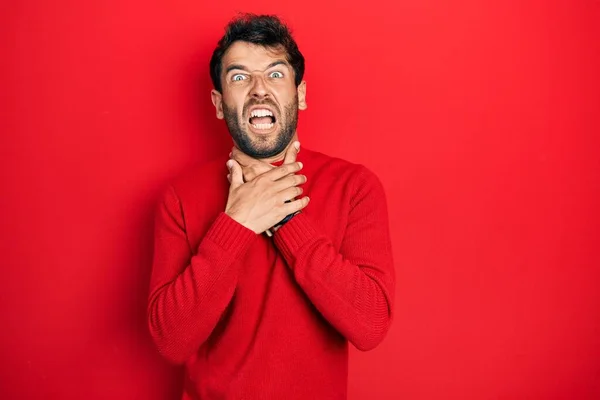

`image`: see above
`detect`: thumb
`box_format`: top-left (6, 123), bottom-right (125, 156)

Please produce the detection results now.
top-left (283, 141), bottom-right (300, 164)
top-left (227, 159), bottom-right (244, 188)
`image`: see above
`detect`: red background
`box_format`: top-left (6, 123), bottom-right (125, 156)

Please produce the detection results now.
top-left (2, 1), bottom-right (599, 399)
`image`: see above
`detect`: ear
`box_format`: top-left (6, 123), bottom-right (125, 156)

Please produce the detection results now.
top-left (297, 81), bottom-right (307, 110)
top-left (211, 89), bottom-right (224, 119)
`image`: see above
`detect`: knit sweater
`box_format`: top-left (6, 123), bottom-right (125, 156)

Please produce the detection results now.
top-left (148, 148), bottom-right (395, 399)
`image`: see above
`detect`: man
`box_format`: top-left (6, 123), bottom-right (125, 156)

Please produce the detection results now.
top-left (148, 14), bottom-right (395, 399)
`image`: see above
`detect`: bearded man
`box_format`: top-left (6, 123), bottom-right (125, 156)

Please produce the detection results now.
top-left (148, 13), bottom-right (395, 400)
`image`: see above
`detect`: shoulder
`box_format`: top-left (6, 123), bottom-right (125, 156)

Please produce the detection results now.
top-left (303, 148), bottom-right (383, 189)
top-left (303, 149), bottom-right (387, 214)
top-left (159, 157), bottom-right (228, 203)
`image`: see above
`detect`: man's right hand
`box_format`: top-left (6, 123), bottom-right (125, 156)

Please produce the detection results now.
top-left (225, 160), bottom-right (309, 234)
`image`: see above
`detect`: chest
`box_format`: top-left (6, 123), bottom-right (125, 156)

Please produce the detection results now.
top-left (184, 167), bottom-right (353, 255)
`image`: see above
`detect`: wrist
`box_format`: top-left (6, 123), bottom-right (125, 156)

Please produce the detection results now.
top-left (264, 211), bottom-right (299, 237)
top-left (225, 211), bottom-right (257, 234)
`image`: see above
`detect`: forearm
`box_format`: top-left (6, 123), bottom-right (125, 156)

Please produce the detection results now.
top-left (274, 213), bottom-right (394, 351)
top-left (148, 189), bottom-right (257, 364)
top-left (148, 239), bottom-right (242, 363)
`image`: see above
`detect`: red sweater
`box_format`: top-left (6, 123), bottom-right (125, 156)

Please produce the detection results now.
top-left (148, 148), bottom-right (395, 399)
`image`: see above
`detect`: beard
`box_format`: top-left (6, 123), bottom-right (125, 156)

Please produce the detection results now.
top-left (222, 96), bottom-right (298, 159)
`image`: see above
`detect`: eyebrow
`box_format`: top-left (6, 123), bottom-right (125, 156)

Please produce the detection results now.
top-left (224, 60), bottom-right (290, 74)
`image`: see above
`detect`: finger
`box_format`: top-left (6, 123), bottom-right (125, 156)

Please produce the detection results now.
top-left (246, 164), bottom-right (273, 181)
top-left (227, 159), bottom-right (244, 188)
top-left (277, 185), bottom-right (304, 203)
top-left (280, 196), bottom-right (310, 216)
top-left (263, 161), bottom-right (303, 182)
top-left (273, 174), bottom-right (307, 192)
top-left (283, 141), bottom-right (300, 164)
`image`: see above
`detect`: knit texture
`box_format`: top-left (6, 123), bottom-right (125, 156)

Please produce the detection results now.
top-left (148, 148), bottom-right (395, 399)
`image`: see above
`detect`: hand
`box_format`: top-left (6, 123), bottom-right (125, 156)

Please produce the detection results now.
top-left (230, 141), bottom-right (300, 183)
top-left (225, 159), bottom-right (309, 234)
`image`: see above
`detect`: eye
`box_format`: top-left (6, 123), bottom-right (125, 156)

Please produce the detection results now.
top-left (231, 74), bottom-right (247, 81)
top-left (269, 71), bottom-right (284, 78)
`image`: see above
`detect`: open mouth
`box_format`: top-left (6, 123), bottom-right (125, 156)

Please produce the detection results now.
top-left (248, 108), bottom-right (277, 131)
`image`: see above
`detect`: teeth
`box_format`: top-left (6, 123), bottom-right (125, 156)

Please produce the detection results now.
top-left (252, 123), bottom-right (274, 130)
top-left (250, 109), bottom-right (273, 118)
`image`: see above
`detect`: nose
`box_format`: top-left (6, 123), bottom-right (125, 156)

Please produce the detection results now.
top-left (250, 74), bottom-right (269, 99)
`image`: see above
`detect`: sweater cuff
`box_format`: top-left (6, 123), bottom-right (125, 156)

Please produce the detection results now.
top-left (203, 212), bottom-right (257, 257)
top-left (273, 213), bottom-right (318, 261)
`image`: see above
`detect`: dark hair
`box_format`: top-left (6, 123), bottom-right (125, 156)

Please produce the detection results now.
top-left (210, 14), bottom-right (305, 93)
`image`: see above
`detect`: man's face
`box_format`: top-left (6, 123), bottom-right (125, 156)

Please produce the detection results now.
top-left (211, 41), bottom-right (307, 158)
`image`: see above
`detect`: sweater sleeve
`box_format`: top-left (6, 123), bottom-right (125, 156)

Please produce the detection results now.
top-left (147, 185), bottom-right (257, 364)
top-left (273, 167), bottom-right (395, 351)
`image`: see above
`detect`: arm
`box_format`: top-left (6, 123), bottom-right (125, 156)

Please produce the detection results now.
top-left (273, 167), bottom-right (395, 351)
top-left (147, 185), bottom-right (257, 364)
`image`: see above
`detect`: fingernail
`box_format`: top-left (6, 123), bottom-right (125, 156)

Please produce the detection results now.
top-left (298, 161), bottom-right (303, 169)
top-left (294, 141), bottom-right (300, 150)
top-left (229, 152), bottom-right (232, 157)
top-left (226, 160), bottom-right (233, 169)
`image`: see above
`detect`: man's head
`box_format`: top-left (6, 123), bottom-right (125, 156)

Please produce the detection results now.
top-left (210, 14), bottom-right (307, 159)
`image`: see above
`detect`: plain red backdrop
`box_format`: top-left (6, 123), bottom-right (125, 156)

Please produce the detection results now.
top-left (1, 0), bottom-right (599, 399)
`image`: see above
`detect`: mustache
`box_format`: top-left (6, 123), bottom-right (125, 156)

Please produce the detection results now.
top-left (243, 99), bottom-right (278, 114)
